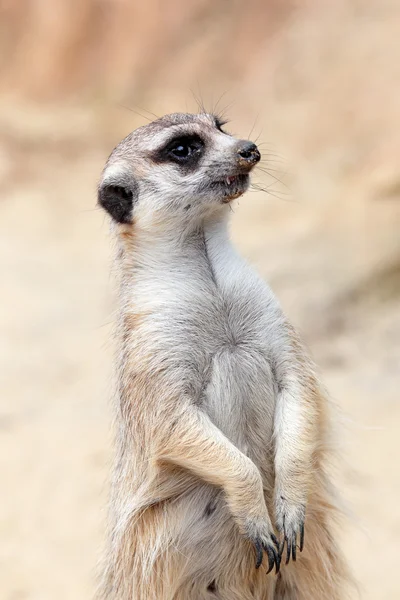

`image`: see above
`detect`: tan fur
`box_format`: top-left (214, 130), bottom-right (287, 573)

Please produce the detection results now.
top-left (97, 113), bottom-right (352, 599)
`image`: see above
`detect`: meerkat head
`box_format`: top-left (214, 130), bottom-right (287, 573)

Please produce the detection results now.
top-left (98, 112), bottom-right (260, 230)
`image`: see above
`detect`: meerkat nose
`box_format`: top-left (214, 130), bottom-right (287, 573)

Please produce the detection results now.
top-left (236, 141), bottom-right (261, 167)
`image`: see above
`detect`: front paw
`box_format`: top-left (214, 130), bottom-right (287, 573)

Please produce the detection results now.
top-left (275, 495), bottom-right (305, 565)
top-left (244, 516), bottom-right (281, 574)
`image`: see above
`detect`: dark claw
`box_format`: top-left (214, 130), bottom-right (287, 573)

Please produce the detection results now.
top-left (265, 546), bottom-right (275, 574)
top-left (285, 535), bottom-right (291, 565)
top-left (279, 537), bottom-right (285, 559)
top-left (253, 535), bottom-right (282, 574)
top-left (271, 533), bottom-right (280, 550)
top-left (254, 539), bottom-right (263, 569)
top-left (264, 543), bottom-right (280, 575)
top-left (299, 523), bottom-right (305, 552)
top-left (281, 520), bottom-right (305, 566)
top-left (291, 533), bottom-right (297, 562)
top-left (274, 545), bottom-right (281, 574)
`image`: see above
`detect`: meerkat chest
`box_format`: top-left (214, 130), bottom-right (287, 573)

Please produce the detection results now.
top-left (139, 253), bottom-right (272, 354)
top-left (129, 230), bottom-right (279, 448)
top-left (144, 243), bottom-right (277, 451)
top-left (196, 256), bottom-right (277, 452)
top-left (132, 231), bottom-right (279, 368)
top-left (129, 237), bottom-right (278, 455)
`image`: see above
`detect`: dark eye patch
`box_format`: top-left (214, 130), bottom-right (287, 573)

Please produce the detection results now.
top-left (152, 134), bottom-right (204, 170)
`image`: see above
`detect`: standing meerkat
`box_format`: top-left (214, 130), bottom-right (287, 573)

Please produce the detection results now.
top-left (97, 113), bottom-right (350, 600)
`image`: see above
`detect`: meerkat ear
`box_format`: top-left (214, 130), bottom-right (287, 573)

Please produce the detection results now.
top-left (98, 179), bottom-right (139, 224)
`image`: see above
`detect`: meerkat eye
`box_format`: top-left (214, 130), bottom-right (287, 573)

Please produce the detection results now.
top-left (152, 134), bottom-right (204, 168)
top-left (164, 135), bottom-right (204, 164)
top-left (170, 143), bottom-right (193, 158)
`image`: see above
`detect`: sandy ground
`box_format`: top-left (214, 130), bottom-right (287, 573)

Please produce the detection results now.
top-left (0, 100), bottom-right (399, 600)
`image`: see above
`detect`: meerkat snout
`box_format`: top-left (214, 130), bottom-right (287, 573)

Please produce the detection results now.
top-left (236, 140), bottom-right (261, 167)
top-left (98, 112), bottom-right (262, 226)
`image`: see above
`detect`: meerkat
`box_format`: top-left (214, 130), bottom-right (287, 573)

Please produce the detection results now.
top-left (97, 112), bottom-right (350, 600)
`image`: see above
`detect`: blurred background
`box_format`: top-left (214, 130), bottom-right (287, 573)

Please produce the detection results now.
top-left (0, 0), bottom-right (399, 598)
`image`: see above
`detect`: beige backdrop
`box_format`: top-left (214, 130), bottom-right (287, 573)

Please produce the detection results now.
top-left (0, 1), bottom-right (399, 598)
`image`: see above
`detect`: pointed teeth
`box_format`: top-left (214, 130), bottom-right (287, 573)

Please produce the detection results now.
top-left (226, 176), bottom-right (235, 185)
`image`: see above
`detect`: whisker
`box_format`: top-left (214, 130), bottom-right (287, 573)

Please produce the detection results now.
top-left (132, 104), bottom-right (160, 120)
top-left (215, 100), bottom-right (235, 121)
top-left (248, 112), bottom-right (261, 140)
top-left (212, 91), bottom-right (230, 116)
top-left (252, 180), bottom-right (291, 196)
top-left (258, 157), bottom-right (286, 167)
top-left (193, 80), bottom-right (207, 114)
top-left (257, 149), bottom-right (285, 159)
top-left (189, 87), bottom-right (202, 114)
top-left (255, 168), bottom-right (290, 189)
top-left (257, 165), bottom-right (288, 174)
top-left (255, 142), bottom-right (279, 149)
top-left (117, 104), bottom-right (153, 123)
top-left (250, 183), bottom-right (295, 203)
top-left (253, 130), bottom-right (264, 144)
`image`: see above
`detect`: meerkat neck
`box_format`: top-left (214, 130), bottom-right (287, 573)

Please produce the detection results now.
top-left (117, 210), bottom-right (236, 288)
top-left (124, 211), bottom-right (230, 262)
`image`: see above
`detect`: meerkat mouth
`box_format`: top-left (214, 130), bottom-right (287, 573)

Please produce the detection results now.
top-left (211, 174), bottom-right (249, 202)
